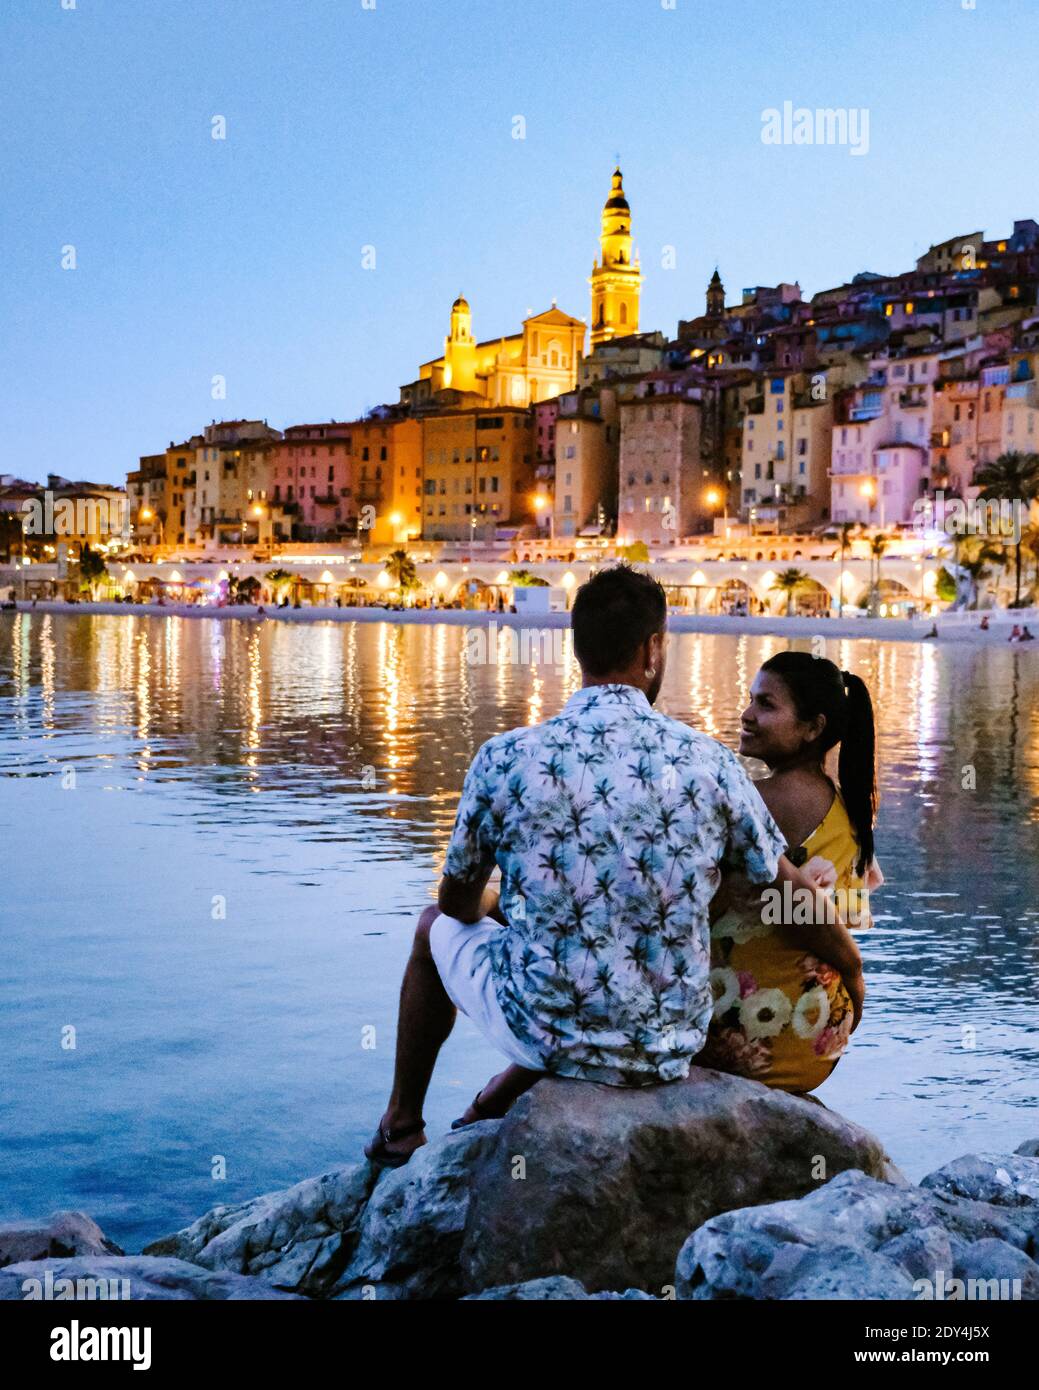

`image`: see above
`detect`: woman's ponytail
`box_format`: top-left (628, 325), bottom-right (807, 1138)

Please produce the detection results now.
top-left (838, 671), bottom-right (877, 877)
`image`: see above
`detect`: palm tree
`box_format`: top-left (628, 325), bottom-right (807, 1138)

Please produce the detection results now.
top-left (973, 451), bottom-right (1039, 607)
top-left (78, 544), bottom-right (108, 600)
top-left (383, 548), bottom-right (418, 601)
top-left (770, 567), bottom-right (809, 617)
top-left (868, 535), bottom-right (889, 616)
top-left (264, 568), bottom-right (294, 603)
top-left (958, 537), bottom-right (1006, 610)
top-left (835, 521), bottom-right (860, 617)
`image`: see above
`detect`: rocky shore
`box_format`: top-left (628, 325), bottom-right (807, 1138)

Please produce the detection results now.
top-left (3, 1072), bottom-right (1038, 1301)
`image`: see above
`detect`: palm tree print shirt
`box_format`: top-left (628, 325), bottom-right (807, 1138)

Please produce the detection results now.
top-left (443, 683), bottom-right (786, 1086)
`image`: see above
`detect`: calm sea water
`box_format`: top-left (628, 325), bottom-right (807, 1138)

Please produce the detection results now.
top-left (2, 612), bottom-right (1038, 1250)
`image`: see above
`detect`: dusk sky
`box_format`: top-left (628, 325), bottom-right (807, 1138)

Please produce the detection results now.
top-left (2, 0), bottom-right (1036, 485)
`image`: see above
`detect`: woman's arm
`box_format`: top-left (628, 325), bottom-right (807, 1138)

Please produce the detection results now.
top-left (774, 855), bottom-right (865, 1030)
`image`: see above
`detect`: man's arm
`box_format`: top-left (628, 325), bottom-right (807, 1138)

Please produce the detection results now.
top-left (437, 871), bottom-right (500, 925)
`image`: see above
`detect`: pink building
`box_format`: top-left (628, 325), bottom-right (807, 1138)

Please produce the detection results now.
top-left (829, 356), bottom-right (939, 525)
top-left (270, 423), bottom-right (356, 538)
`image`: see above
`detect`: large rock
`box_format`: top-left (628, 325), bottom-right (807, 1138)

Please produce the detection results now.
top-left (920, 1153), bottom-right (1039, 1210)
top-left (1016, 1139), bottom-right (1039, 1158)
top-left (952, 1239), bottom-right (1039, 1299)
top-left (459, 1069), bottom-right (901, 1296)
top-left (334, 1122), bottom-right (499, 1300)
top-left (461, 1277), bottom-right (656, 1300)
top-left (462, 1276), bottom-right (593, 1301)
top-left (144, 1124), bottom-right (500, 1300)
top-left (0, 1213), bottom-right (122, 1268)
top-left (144, 1162), bottom-right (380, 1296)
top-left (0, 1256), bottom-right (302, 1301)
top-left (677, 1169), bottom-right (1039, 1300)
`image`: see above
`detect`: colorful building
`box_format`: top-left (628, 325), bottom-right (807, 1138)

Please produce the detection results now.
top-left (420, 407), bottom-right (535, 541)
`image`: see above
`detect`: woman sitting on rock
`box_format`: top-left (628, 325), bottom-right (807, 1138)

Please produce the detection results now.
top-left (699, 651), bottom-right (881, 1094)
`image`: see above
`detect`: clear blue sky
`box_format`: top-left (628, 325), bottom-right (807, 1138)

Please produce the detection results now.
top-left (1, 0), bottom-right (1036, 484)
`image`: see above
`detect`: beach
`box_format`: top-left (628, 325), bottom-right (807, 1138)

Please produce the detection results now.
top-left (6, 598), bottom-right (1036, 647)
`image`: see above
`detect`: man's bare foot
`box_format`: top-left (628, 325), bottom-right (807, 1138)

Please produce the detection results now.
top-left (363, 1112), bottom-right (427, 1167)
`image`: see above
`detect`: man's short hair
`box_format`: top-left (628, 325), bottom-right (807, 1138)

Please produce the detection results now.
top-left (571, 564), bottom-right (667, 676)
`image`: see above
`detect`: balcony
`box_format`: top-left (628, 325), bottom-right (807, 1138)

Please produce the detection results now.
top-left (899, 392), bottom-right (927, 408)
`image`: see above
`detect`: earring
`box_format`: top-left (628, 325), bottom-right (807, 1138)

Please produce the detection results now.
top-left (645, 668), bottom-right (655, 680)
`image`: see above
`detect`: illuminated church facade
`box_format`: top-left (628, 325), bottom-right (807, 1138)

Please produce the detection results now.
top-left (400, 168), bottom-right (642, 412)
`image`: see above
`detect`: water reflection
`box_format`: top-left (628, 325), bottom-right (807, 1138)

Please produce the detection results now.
top-left (1, 612), bottom-right (1038, 1241)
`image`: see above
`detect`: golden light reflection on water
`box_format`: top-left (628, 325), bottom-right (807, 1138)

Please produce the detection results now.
top-left (40, 616), bottom-right (54, 733)
top-left (135, 627), bottom-right (152, 774)
top-left (1, 615), bottom-right (1037, 842)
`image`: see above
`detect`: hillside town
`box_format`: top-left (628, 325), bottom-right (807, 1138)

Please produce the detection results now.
top-left (4, 170), bottom-right (1039, 618)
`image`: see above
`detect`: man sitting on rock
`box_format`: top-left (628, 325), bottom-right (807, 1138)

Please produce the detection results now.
top-left (366, 565), bottom-right (865, 1167)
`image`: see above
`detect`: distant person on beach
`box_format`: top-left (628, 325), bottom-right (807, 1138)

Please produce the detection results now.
top-left (365, 565), bottom-right (864, 1168)
top-left (980, 615), bottom-right (990, 631)
top-left (1009, 625), bottom-right (1022, 643)
top-left (697, 653), bottom-right (881, 1092)
top-left (924, 623), bottom-right (938, 638)
top-left (1020, 625), bottom-right (1034, 642)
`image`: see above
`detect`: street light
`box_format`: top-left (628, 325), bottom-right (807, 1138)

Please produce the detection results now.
top-left (139, 507), bottom-right (164, 549)
top-left (532, 492), bottom-right (554, 546)
top-left (704, 485), bottom-right (728, 539)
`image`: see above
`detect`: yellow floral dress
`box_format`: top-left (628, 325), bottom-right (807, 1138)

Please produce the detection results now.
top-left (698, 794), bottom-right (873, 1094)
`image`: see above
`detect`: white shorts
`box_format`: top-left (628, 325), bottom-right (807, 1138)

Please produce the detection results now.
top-left (429, 913), bottom-right (544, 1071)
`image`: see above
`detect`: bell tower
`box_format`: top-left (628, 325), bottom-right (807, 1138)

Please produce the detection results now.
top-left (706, 267), bottom-right (725, 318)
top-left (443, 293), bottom-right (476, 392)
top-left (589, 167), bottom-right (641, 348)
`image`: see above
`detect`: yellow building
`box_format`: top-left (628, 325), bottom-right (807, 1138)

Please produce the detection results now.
top-left (402, 298), bottom-right (585, 412)
top-left (590, 168), bottom-right (642, 347)
top-left (421, 407), bottom-right (535, 541)
top-left (353, 416), bottom-right (423, 545)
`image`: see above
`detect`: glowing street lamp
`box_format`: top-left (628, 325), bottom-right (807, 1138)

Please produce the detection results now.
top-left (532, 491), bottom-right (554, 546)
top-left (704, 484), bottom-right (729, 538)
top-left (139, 506), bottom-right (166, 549)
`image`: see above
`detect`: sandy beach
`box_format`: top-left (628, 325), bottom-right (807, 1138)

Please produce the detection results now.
top-left (6, 598), bottom-right (1036, 646)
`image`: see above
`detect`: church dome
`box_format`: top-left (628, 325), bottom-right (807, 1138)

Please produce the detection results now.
top-left (452, 294), bottom-right (470, 311)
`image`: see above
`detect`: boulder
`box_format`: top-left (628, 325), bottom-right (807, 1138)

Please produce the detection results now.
top-left (462, 1276), bottom-right (592, 1301)
top-left (333, 1122), bottom-right (499, 1300)
top-left (920, 1153), bottom-right (1039, 1210)
top-left (461, 1277), bottom-right (656, 1300)
top-left (676, 1169), bottom-right (1039, 1300)
top-left (952, 1239), bottom-right (1039, 1299)
top-left (460, 1069), bottom-right (901, 1296)
top-left (1015, 1139), bottom-right (1039, 1158)
top-left (0, 1256), bottom-right (302, 1301)
top-left (0, 1212), bottom-right (122, 1268)
top-left (760, 1244), bottom-right (915, 1300)
top-left (143, 1162), bottom-right (379, 1296)
top-left (877, 1226), bottom-right (955, 1282)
